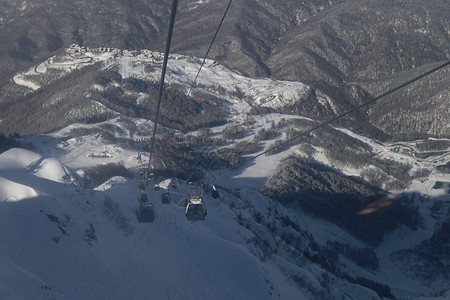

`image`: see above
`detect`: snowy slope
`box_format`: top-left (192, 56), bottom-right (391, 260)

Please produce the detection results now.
top-left (0, 148), bottom-right (298, 299)
top-left (12, 46), bottom-right (311, 112)
top-left (2, 127), bottom-right (448, 299)
top-left (2, 124), bottom-right (449, 299)
top-left (0, 143), bottom-right (389, 299)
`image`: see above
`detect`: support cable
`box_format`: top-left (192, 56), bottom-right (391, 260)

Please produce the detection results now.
top-left (187, 0), bottom-right (233, 97)
top-left (147, 0), bottom-right (179, 175)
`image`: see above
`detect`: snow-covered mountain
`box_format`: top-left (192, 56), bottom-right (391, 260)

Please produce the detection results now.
top-left (1, 46), bottom-right (449, 299)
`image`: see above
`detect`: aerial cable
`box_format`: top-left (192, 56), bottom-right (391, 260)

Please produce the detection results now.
top-left (147, 0), bottom-right (179, 174)
top-left (187, 0), bottom-right (234, 97)
top-left (213, 60), bottom-right (450, 175)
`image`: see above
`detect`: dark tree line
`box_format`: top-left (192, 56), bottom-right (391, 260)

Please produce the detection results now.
top-left (275, 123), bottom-right (414, 189)
top-left (0, 133), bottom-right (32, 153)
top-left (152, 137), bottom-right (204, 180)
top-left (0, 63), bottom-right (112, 135)
top-left (263, 156), bottom-right (421, 245)
top-left (92, 71), bottom-right (228, 133)
top-left (254, 121), bottom-right (277, 142)
top-left (85, 162), bottom-right (133, 188)
top-left (221, 123), bottom-right (246, 140)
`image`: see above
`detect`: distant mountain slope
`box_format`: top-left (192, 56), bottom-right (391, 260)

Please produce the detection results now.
top-left (264, 0), bottom-right (450, 139)
top-left (0, 0), bottom-right (170, 89)
top-left (0, 0), bottom-right (343, 83)
top-left (0, 0), bottom-right (448, 140)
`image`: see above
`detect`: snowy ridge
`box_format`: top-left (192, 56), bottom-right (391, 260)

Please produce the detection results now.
top-left (0, 148), bottom-right (73, 202)
top-left (118, 53), bottom-right (310, 110)
top-left (12, 45), bottom-right (311, 111)
top-left (0, 177), bottom-right (38, 202)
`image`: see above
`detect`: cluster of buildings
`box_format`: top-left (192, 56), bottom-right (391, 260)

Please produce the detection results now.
top-left (65, 44), bottom-right (89, 56)
top-left (65, 44), bottom-right (167, 61)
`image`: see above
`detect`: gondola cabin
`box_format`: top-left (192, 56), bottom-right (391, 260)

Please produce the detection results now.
top-left (139, 193), bottom-right (148, 202)
top-left (139, 180), bottom-right (146, 191)
top-left (185, 196), bottom-right (207, 221)
top-left (137, 193), bottom-right (155, 223)
top-left (137, 202), bottom-right (155, 223)
top-left (161, 192), bottom-right (170, 204)
top-left (211, 185), bottom-right (219, 199)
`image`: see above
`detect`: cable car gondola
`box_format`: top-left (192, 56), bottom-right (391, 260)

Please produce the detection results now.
top-left (167, 178), bottom-right (207, 221)
top-left (185, 196), bottom-right (207, 221)
top-left (139, 180), bottom-right (146, 191)
top-left (161, 192), bottom-right (170, 204)
top-left (211, 184), bottom-right (219, 199)
top-left (136, 193), bottom-right (155, 223)
top-left (184, 183), bottom-right (207, 221)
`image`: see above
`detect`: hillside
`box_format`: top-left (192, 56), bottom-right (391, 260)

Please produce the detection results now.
top-left (0, 146), bottom-right (383, 300)
top-left (0, 48), bottom-right (448, 295)
top-left (1, 105), bottom-right (449, 298)
top-left (0, 1), bottom-right (449, 298)
top-left (0, 0), bottom-right (448, 139)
